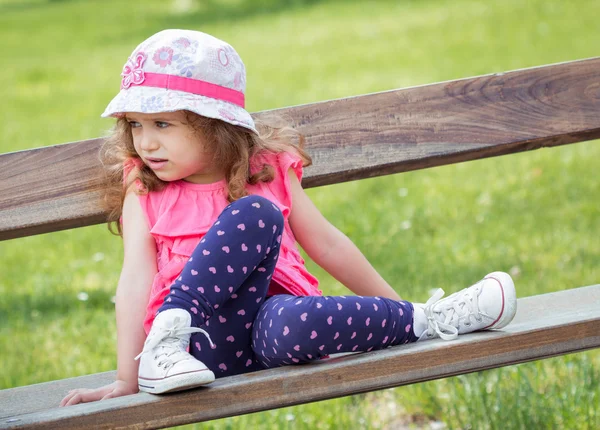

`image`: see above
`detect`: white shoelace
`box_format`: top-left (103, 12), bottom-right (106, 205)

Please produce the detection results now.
top-left (421, 285), bottom-right (483, 341)
top-left (134, 319), bottom-right (215, 370)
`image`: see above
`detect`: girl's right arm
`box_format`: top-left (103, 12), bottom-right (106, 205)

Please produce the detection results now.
top-left (60, 187), bottom-right (157, 406)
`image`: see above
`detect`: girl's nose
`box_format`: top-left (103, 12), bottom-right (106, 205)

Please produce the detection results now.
top-left (139, 131), bottom-right (160, 152)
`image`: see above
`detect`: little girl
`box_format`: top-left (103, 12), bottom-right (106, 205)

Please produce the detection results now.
top-left (60, 29), bottom-right (517, 406)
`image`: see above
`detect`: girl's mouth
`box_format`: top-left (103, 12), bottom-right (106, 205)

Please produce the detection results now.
top-left (145, 158), bottom-right (168, 170)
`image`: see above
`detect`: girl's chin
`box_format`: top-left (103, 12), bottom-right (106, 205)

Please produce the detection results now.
top-left (152, 170), bottom-right (178, 182)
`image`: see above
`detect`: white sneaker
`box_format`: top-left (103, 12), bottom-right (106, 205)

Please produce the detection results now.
top-left (416, 271), bottom-right (517, 341)
top-left (135, 308), bottom-right (216, 394)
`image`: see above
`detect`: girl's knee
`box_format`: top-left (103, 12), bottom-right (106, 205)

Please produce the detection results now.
top-left (231, 195), bottom-right (274, 209)
top-left (225, 195), bottom-right (284, 229)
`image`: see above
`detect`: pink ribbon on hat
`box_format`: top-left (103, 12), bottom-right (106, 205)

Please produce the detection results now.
top-left (120, 52), bottom-right (245, 108)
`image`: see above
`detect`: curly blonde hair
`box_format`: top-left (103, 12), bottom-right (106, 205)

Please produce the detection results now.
top-left (100, 111), bottom-right (312, 235)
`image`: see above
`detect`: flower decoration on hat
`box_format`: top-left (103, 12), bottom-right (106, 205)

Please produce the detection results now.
top-left (173, 37), bottom-right (198, 53)
top-left (121, 52), bottom-right (147, 89)
top-left (153, 47), bottom-right (174, 68)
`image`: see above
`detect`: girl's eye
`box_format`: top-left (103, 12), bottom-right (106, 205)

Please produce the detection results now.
top-left (156, 121), bottom-right (169, 129)
top-left (128, 121), bottom-right (141, 128)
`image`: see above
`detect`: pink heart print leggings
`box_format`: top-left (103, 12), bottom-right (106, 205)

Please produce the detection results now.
top-left (158, 195), bottom-right (417, 377)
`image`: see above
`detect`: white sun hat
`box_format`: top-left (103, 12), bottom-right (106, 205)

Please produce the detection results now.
top-left (102, 29), bottom-right (257, 134)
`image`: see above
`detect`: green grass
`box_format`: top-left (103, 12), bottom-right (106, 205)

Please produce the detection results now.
top-left (1, 0), bottom-right (599, 428)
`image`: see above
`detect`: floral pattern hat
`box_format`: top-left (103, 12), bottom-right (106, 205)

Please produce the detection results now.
top-left (102, 29), bottom-right (257, 134)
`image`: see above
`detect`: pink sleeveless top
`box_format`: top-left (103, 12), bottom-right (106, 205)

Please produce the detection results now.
top-left (123, 151), bottom-right (322, 334)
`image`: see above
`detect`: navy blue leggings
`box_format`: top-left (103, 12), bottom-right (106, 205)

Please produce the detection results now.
top-left (159, 195), bottom-right (417, 377)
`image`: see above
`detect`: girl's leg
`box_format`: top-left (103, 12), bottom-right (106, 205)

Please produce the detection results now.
top-left (253, 295), bottom-right (416, 366)
top-left (160, 194), bottom-right (284, 326)
top-left (138, 195), bottom-right (284, 391)
top-left (254, 272), bottom-right (517, 366)
top-left (185, 266), bottom-right (277, 376)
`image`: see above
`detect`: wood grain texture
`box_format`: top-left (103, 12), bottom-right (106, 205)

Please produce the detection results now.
top-left (1, 285), bottom-right (599, 429)
top-left (1, 58), bottom-right (600, 240)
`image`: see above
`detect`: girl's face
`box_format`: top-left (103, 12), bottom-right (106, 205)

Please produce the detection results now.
top-left (126, 111), bottom-right (224, 184)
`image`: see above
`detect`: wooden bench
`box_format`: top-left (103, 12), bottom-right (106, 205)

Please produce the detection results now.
top-left (1, 57), bottom-right (599, 429)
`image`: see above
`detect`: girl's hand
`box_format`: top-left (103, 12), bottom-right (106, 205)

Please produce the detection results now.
top-left (59, 380), bottom-right (138, 407)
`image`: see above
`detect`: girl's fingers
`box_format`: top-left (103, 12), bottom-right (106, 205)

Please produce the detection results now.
top-left (59, 383), bottom-right (130, 407)
top-left (60, 388), bottom-right (106, 407)
top-left (101, 387), bottom-right (130, 401)
top-left (65, 392), bottom-right (84, 407)
top-left (101, 391), bottom-right (115, 401)
top-left (59, 390), bottom-right (83, 407)
top-left (59, 393), bottom-right (73, 407)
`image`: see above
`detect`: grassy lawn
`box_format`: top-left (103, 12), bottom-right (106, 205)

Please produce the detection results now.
top-left (1, 0), bottom-right (599, 428)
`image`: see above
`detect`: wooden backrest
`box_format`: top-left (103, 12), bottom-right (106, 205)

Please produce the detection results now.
top-left (1, 57), bottom-right (599, 241)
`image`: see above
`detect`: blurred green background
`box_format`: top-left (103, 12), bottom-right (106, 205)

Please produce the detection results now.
top-left (1, 0), bottom-right (599, 428)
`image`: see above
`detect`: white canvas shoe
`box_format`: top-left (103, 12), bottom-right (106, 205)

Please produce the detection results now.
top-left (135, 308), bottom-right (216, 394)
top-left (416, 272), bottom-right (517, 341)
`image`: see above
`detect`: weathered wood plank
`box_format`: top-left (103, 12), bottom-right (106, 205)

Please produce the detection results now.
top-left (2, 285), bottom-right (599, 429)
top-left (0, 139), bottom-right (106, 240)
top-left (1, 58), bottom-right (600, 240)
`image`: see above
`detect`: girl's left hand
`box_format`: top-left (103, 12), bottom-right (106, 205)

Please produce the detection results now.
top-left (59, 380), bottom-right (138, 407)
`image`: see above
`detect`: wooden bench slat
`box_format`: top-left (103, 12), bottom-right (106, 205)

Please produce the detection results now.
top-left (2, 285), bottom-right (598, 429)
top-left (2, 58), bottom-right (600, 240)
